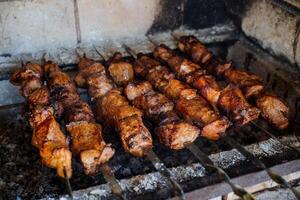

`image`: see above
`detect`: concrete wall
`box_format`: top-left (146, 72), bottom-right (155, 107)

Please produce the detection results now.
top-left (0, 0), bottom-right (160, 55)
top-left (226, 0), bottom-right (300, 69)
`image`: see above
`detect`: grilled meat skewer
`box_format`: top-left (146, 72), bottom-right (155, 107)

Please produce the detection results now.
top-left (131, 52), bottom-right (231, 140)
top-left (43, 61), bottom-right (115, 175)
top-left (153, 44), bottom-right (261, 126)
top-left (10, 63), bottom-right (72, 178)
top-left (106, 52), bottom-right (200, 149)
top-left (76, 56), bottom-right (153, 157)
top-left (177, 35), bottom-right (289, 129)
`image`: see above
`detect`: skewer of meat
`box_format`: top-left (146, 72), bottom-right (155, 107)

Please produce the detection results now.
top-left (144, 39), bottom-right (300, 199)
top-left (43, 61), bottom-right (115, 175)
top-left (10, 62), bottom-right (73, 196)
top-left (151, 43), bottom-right (261, 127)
top-left (176, 35), bottom-right (289, 130)
top-left (76, 49), bottom-right (185, 200)
top-left (42, 61), bottom-right (130, 200)
top-left (117, 47), bottom-right (256, 200)
top-left (123, 44), bottom-right (300, 199)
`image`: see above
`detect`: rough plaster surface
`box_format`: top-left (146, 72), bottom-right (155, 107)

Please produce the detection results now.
top-left (0, 0), bottom-right (160, 56)
top-left (241, 0), bottom-right (300, 67)
top-left (77, 0), bottom-right (160, 45)
top-left (0, 0), bottom-right (77, 55)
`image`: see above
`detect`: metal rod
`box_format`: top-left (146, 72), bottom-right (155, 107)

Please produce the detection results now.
top-left (93, 47), bottom-right (186, 200)
top-left (145, 150), bottom-right (185, 200)
top-left (123, 44), bottom-right (254, 200)
top-left (223, 134), bottom-right (300, 199)
top-left (250, 121), bottom-right (300, 155)
top-left (186, 143), bottom-right (255, 200)
top-left (99, 163), bottom-right (128, 200)
top-left (63, 166), bottom-right (73, 199)
top-left (147, 36), bottom-right (159, 47)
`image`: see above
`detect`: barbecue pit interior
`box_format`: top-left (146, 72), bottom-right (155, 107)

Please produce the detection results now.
top-left (0, 1), bottom-right (300, 200)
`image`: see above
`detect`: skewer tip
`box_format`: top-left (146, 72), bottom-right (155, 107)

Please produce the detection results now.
top-left (63, 166), bottom-right (73, 199)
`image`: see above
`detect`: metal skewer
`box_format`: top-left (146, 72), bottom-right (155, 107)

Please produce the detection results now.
top-left (63, 166), bottom-right (73, 199)
top-left (123, 44), bottom-right (255, 200)
top-left (99, 163), bottom-right (128, 200)
top-left (93, 46), bottom-right (185, 200)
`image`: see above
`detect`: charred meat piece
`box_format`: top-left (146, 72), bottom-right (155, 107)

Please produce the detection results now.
top-left (217, 84), bottom-right (260, 126)
top-left (178, 35), bottom-right (213, 65)
top-left (125, 81), bottom-right (153, 101)
top-left (108, 52), bottom-right (134, 86)
top-left (75, 62), bottom-right (105, 88)
top-left (146, 66), bottom-right (175, 90)
top-left (64, 101), bottom-right (95, 124)
top-left (153, 44), bottom-right (174, 62)
top-left (10, 62), bottom-right (43, 85)
top-left (117, 114), bottom-right (153, 156)
top-left (66, 121), bottom-right (115, 174)
top-left (21, 77), bottom-right (43, 98)
top-left (27, 87), bottom-right (50, 107)
top-left (32, 115), bottom-right (72, 178)
top-left (87, 73), bottom-right (115, 100)
top-left (224, 69), bottom-right (264, 98)
top-left (256, 94), bottom-right (289, 129)
top-left (193, 75), bottom-right (221, 106)
top-left (134, 54), bottom-right (161, 78)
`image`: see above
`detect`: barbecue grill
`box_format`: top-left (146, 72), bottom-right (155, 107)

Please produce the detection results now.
top-left (0, 0), bottom-right (300, 200)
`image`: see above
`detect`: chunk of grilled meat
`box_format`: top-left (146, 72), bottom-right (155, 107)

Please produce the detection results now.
top-left (256, 94), bottom-right (289, 129)
top-left (223, 69), bottom-right (264, 98)
top-left (134, 54), bottom-right (230, 140)
top-left (44, 62), bottom-right (114, 175)
top-left (108, 52), bottom-right (134, 86)
top-left (178, 35), bottom-right (290, 129)
top-left (75, 62), bottom-right (105, 88)
top-left (218, 84), bottom-right (261, 126)
top-left (97, 90), bottom-right (152, 156)
top-left (77, 58), bottom-right (153, 157)
top-left (178, 35), bottom-right (212, 65)
top-left (10, 62), bottom-right (43, 86)
top-left (193, 75), bottom-right (221, 106)
top-left (66, 121), bottom-right (115, 174)
top-left (64, 101), bottom-right (95, 124)
top-left (125, 81), bottom-right (200, 149)
top-left (31, 112), bottom-right (72, 178)
top-left (10, 62), bottom-right (72, 178)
